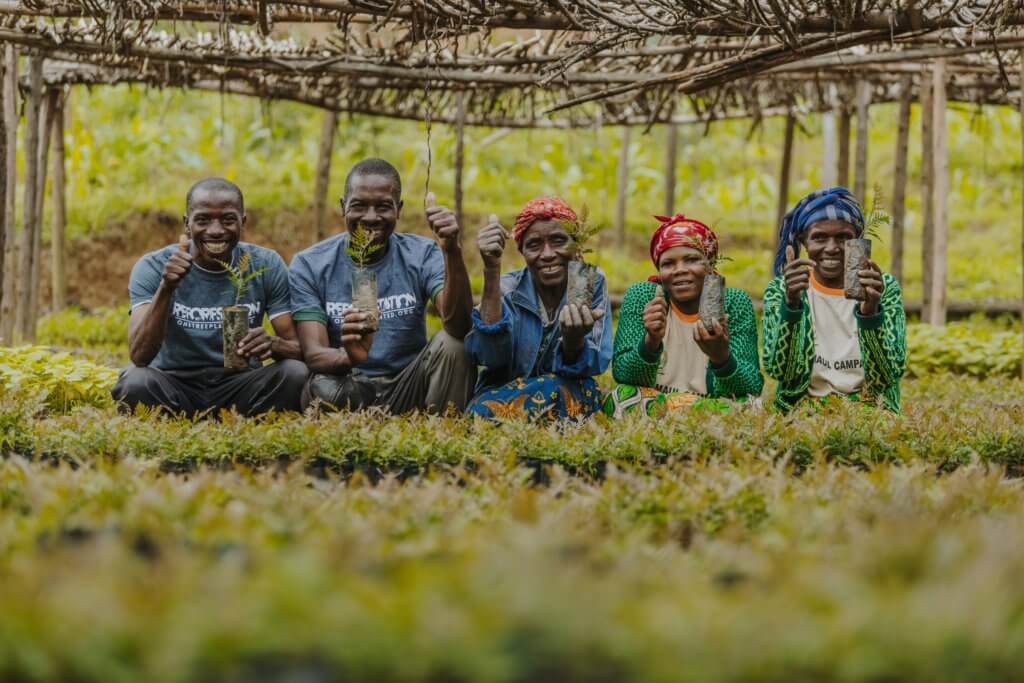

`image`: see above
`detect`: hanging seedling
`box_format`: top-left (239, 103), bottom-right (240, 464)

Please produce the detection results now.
top-left (218, 252), bottom-right (267, 369)
top-left (561, 205), bottom-right (603, 308)
top-left (845, 185), bottom-right (890, 301)
top-left (347, 224), bottom-right (384, 330)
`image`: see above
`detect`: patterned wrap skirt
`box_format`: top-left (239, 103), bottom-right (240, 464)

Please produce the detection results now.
top-left (467, 374), bottom-right (603, 421)
top-left (601, 384), bottom-right (731, 418)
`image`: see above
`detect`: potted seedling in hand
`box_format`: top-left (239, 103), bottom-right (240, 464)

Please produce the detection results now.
top-left (347, 223), bottom-right (384, 331)
top-left (698, 241), bottom-right (730, 333)
top-left (562, 205), bottom-right (603, 308)
top-left (219, 252), bottom-right (267, 369)
top-left (845, 186), bottom-right (890, 301)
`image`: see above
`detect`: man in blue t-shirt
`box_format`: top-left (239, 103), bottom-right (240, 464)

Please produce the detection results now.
top-left (290, 158), bottom-right (475, 413)
top-left (112, 178), bottom-right (308, 416)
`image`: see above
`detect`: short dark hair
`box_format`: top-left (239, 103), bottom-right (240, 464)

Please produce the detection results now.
top-left (343, 158), bottom-right (402, 203)
top-left (186, 177), bottom-right (245, 215)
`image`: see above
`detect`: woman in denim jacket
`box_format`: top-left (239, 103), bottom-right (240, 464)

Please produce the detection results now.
top-left (464, 197), bottom-right (612, 421)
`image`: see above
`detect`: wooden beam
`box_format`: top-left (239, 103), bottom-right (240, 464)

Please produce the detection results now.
top-left (51, 92), bottom-right (66, 313)
top-left (15, 56), bottom-right (41, 342)
top-left (664, 123), bottom-right (678, 216)
top-left (775, 112), bottom-right (796, 250)
top-left (891, 73), bottom-right (912, 284)
top-left (28, 88), bottom-right (57, 330)
top-left (837, 105), bottom-right (851, 188)
top-left (0, 46), bottom-right (15, 344)
top-left (853, 79), bottom-right (870, 200)
top-left (312, 109), bottom-right (337, 243)
top-left (920, 64), bottom-right (934, 324)
top-left (454, 92), bottom-right (465, 231)
top-left (615, 126), bottom-right (631, 247)
top-left (928, 59), bottom-right (949, 326)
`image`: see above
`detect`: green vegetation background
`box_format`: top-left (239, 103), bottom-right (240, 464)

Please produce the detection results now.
top-left (49, 86), bottom-right (1024, 302)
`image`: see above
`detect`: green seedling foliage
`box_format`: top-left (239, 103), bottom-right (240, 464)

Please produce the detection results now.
top-left (217, 252), bottom-right (268, 306)
top-left (346, 223), bottom-right (385, 267)
top-left (559, 204), bottom-right (604, 260)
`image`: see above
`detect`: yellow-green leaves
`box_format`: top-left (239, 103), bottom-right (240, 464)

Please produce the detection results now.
top-left (0, 346), bottom-right (119, 413)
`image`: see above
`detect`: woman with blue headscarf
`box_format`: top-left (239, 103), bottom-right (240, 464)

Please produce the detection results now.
top-left (762, 187), bottom-right (906, 413)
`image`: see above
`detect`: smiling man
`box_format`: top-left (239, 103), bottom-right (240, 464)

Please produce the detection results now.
top-left (111, 177), bottom-right (308, 416)
top-left (289, 158), bottom-right (475, 413)
top-left (762, 187), bottom-right (906, 413)
top-left (463, 196), bottom-right (611, 421)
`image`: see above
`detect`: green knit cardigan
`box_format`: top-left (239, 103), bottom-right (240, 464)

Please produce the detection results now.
top-left (611, 281), bottom-right (764, 399)
top-left (760, 273), bottom-right (907, 413)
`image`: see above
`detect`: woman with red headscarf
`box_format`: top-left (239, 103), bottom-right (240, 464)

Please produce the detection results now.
top-left (602, 214), bottom-right (762, 417)
top-left (464, 197), bottom-right (612, 421)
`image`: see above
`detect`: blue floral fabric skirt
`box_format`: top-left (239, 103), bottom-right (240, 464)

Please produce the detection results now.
top-left (467, 374), bottom-right (603, 422)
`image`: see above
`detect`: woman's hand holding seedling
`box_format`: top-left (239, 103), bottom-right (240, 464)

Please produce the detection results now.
top-left (340, 309), bottom-right (375, 367)
top-left (643, 285), bottom-right (668, 355)
top-left (694, 314), bottom-right (731, 367)
top-left (425, 192), bottom-right (461, 253)
top-left (237, 327), bottom-right (274, 361)
top-left (162, 234), bottom-right (194, 290)
top-left (857, 260), bottom-right (885, 316)
top-left (783, 245), bottom-right (815, 308)
top-left (559, 304), bottom-right (605, 356)
top-left (477, 215), bottom-right (508, 269)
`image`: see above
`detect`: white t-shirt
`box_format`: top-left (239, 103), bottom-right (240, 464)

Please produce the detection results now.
top-left (807, 273), bottom-right (865, 397)
top-left (656, 304), bottom-right (708, 395)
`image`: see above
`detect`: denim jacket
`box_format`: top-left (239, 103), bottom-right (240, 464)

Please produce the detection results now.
top-left (465, 267), bottom-right (613, 393)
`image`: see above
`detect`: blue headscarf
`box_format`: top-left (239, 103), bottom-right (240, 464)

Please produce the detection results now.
top-left (773, 187), bottom-right (864, 276)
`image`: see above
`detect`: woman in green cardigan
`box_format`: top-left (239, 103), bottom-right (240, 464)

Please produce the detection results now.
top-left (602, 214), bottom-right (763, 418)
top-left (762, 187), bottom-right (906, 413)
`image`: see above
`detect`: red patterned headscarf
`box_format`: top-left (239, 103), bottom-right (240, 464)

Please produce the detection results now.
top-left (649, 213), bottom-right (719, 268)
top-left (513, 196), bottom-right (578, 245)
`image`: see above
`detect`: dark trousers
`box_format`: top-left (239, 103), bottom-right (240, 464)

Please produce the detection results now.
top-left (112, 360), bottom-right (309, 417)
top-left (302, 330), bottom-right (475, 414)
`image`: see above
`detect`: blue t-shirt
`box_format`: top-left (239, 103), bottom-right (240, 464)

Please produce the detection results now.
top-left (289, 232), bottom-right (445, 378)
top-left (128, 242), bottom-right (292, 371)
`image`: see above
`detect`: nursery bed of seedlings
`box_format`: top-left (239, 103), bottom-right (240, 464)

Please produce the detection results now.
top-left (2, 372), bottom-right (1024, 681)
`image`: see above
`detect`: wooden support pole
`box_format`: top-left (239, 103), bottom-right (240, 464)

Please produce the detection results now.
top-left (1020, 52), bottom-right (1024, 380)
top-left (28, 88), bottom-right (56, 330)
top-left (0, 45), bottom-right (15, 344)
top-left (821, 109), bottom-right (837, 187)
top-left (775, 112), bottom-right (796, 248)
top-left (664, 123), bottom-right (678, 215)
top-left (312, 108), bottom-right (337, 243)
top-left (920, 65), bottom-right (934, 324)
top-left (891, 73), bottom-right (913, 284)
top-left (929, 58), bottom-right (949, 326)
top-left (454, 92), bottom-right (465, 231)
top-left (0, 48), bottom-right (6, 344)
top-left (837, 105), bottom-right (851, 188)
top-left (853, 79), bottom-right (871, 200)
top-left (15, 56), bottom-right (41, 342)
top-left (615, 126), bottom-right (631, 247)
top-left (51, 91), bottom-right (66, 312)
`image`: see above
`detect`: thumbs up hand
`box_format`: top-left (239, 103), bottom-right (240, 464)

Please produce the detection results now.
top-left (642, 283), bottom-right (669, 354)
top-left (782, 243), bottom-right (815, 308)
top-left (162, 234), bottom-right (194, 290)
top-left (477, 213), bottom-right (509, 269)
top-left (425, 192), bottom-right (460, 253)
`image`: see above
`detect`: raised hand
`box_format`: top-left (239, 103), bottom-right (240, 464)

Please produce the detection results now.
top-left (693, 313), bottom-right (731, 367)
top-left (783, 244), bottom-right (814, 308)
top-left (858, 259), bottom-right (885, 316)
top-left (477, 214), bottom-right (508, 269)
top-left (162, 233), bottom-right (194, 289)
top-left (340, 308), bottom-right (375, 367)
top-left (643, 284), bottom-right (668, 354)
top-left (559, 304), bottom-right (606, 353)
top-left (425, 191), bottom-right (461, 253)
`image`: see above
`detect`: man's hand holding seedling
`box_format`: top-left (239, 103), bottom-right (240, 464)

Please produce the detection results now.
top-left (340, 308), bottom-right (375, 367)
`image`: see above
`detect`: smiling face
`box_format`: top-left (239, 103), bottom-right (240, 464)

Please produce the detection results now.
top-left (184, 187), bottom-right (246, 269)
top-left (342, 173), bottom-right (403, 261)
top-left (801, 219), bottom-right (857, 287)
top-left (657, 245), bottom-right (709, 306)
top-left (519, 219), bottom-right (575, 296)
